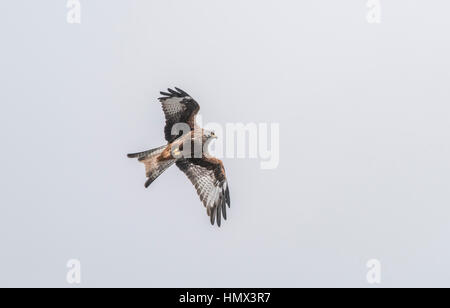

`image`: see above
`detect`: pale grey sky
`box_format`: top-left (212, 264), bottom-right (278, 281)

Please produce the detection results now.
top-left (0, 0), bottom-right (449, 287)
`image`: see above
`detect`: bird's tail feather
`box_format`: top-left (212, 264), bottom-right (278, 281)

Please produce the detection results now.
top-left (127, 145), bottom-right (175, 188)
top-left (127, 145), bottom-right (166, 160)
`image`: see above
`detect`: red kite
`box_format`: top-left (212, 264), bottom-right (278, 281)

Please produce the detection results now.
top-left (128, 88), bottom-right (230, 226)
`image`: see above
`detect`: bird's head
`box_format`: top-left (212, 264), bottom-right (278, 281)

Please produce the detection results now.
top-left (202, 130), bottom-right (218, 146)
top-left (205, 130), bottom-right (218, 140)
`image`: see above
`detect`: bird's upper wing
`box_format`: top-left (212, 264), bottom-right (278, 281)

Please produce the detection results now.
top-left (158, 87), bottom-right (200, 143)
top-left (176, 157), bottom-right (230, 227)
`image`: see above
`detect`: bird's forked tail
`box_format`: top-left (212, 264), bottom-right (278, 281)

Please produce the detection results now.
top-left (127, 145), bottom-right (176, 188)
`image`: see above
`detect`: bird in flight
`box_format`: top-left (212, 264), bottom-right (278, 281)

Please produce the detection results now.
top-left (128, 87), bottom-right (230, 227)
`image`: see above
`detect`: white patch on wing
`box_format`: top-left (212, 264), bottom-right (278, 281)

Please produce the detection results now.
top-left (161, 97), bottom-right (185, 119)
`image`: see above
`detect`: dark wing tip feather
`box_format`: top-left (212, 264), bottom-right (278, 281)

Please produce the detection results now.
top-left (221, 196), bottom-right (227, 220)
top-left (144, 178), bottom-right (153, 188)
top-left (174, 87), bottom-right (189, 96)
top-left (208, 192), bottom-right (228, 227)
top-left (210, 207), bottom-right (216, 225)
top-left (167, 88), bottom-right (178, 95)
top-left (216, 202), bottom-right (222, 227)
top-left (158, 87), bottom-right (190, 100)
top-left (158, 91), bottom-right (172, 102)
top-left (204, 183), bottom-right (230, 227)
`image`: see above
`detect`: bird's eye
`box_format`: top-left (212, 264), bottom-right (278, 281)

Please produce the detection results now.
top-left (211, 132), bottom-right (215, 136)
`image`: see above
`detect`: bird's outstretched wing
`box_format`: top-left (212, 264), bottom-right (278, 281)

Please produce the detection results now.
top-left (158, 87), bottom-right (200, 143)
top-left (176, 157), bottom-right (230, 227)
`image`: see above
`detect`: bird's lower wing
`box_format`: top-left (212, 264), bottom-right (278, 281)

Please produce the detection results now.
top-left (176, 158), bottom-right (230, 227)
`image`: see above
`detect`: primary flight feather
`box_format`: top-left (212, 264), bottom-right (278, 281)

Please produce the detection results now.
top-left (127, 88), bottom-right (230, 227)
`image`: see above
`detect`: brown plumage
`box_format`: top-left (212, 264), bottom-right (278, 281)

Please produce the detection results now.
top-left (127, 87), bottom-right (230, 227)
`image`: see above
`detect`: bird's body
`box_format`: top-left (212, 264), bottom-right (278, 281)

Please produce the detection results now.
top-left (128, 88), bottom-right (230, 226)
